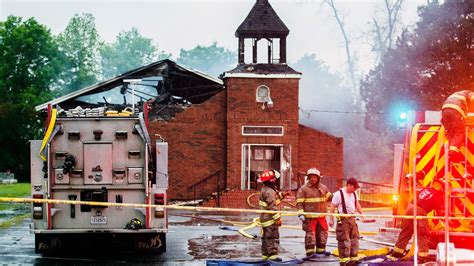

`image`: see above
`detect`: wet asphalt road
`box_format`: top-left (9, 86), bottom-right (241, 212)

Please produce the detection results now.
top-left (0, 210), bottom-right (394, 265)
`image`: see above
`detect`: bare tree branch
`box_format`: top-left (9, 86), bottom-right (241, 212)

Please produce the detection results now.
top-left (370, 0), bottom-right (404, 61)
top-left (324, 0), bottom-right (358, 105)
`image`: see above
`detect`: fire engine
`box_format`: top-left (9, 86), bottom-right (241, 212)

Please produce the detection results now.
top-left (30, 104), bottom-right (168, 253)
top-left (393, 111), bottom-right (474, 249)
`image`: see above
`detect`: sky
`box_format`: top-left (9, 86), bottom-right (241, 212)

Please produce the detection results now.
top-left (0, 0), bottom-right (427, 75)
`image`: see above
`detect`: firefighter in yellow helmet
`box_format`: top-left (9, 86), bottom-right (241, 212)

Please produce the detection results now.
top-left (258, 169), bottom-right (287, 261)
top-left (388, 179), bottom-right (445, 263)
top-left (441, 90), bottom-right (474, 163)
top-left (296, 167), bottom-right (332, 257)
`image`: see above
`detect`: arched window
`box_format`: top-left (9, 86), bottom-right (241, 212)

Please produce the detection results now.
top-left (256, 85), bottom-right (270, 102)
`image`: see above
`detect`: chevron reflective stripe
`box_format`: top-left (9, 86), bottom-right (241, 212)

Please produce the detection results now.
top-left (442, 103), bottom-right (466, 117)
top-left (259, 201), bottom-right (268, 207)
top-left (272, 213), bottom-right (281, 220)
top-left (261, 219), bottom-right (275, 227)
top-left (339, 257), bottom-right (350, 263)
top-left (409, 123), bottom-right (474, 234)
top-left (393, 246), bottom-right (405, 254)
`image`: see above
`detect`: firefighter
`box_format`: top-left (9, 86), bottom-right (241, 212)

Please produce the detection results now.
top-left (441, 90), bottom-right (474, 163)
top-left (329, 178), bottom-right (363, 265)
top-left (296, 167), bottom-right (332, 257)
top-left (258, 169), bottom-right (285, 261)
top-left (388, 180), bottom-right (445, 263)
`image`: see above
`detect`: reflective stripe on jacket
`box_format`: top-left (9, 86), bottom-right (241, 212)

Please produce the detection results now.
top-left (296, 182), bottom-right (331, 218)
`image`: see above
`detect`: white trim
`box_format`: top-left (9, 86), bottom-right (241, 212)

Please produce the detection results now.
top-left (242, 125), bottom-right (284, 136)
top-left (241, 143), bottom-right (285, 190)
top-left (224, 72), bottom-right (301, 79)
top-left (256, 85), bottom-right (270, 103)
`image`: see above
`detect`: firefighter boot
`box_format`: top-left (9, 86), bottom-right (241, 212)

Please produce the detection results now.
top-left (386, 248), bottom-right (405, 262)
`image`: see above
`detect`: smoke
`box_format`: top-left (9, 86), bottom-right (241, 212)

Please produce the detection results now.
top-left (294, 54), bottom-right (393, 182)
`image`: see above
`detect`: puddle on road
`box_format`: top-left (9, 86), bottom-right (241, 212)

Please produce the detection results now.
top-left (170, 214), bottom-right (255, 226)
top-left (188, 234), bottom-right (261, 259)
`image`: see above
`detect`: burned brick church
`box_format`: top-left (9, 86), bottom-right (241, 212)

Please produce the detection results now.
top-left (36, 0), bottom-right (343, 204)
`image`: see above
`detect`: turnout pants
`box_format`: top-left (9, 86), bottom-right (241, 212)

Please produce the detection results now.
top-left (261, 224), bottom-right (279, 260)
top-left (336, 217), bottom-right (359, 264)
top-left (392, 204), bottom-right (429, 259)
top-left (303, 218), bottom-right (328, 255)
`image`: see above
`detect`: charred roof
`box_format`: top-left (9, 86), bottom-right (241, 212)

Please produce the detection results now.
top-left (36, 60), bottom-right (224, 117)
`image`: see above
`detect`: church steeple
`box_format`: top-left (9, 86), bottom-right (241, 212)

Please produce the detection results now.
top-left (235, 0), bottom-right (289, 64)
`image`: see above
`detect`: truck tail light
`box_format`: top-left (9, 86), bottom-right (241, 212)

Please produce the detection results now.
top-left (33, 194), bottom-right (44, 219)
top-left (154, 193), bottom-right (165, 218)
top-left (154, 193), bottom-right (165, 205)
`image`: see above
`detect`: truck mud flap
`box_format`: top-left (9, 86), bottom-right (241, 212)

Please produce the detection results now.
top-left (35, 232), bottom-right (166, 254)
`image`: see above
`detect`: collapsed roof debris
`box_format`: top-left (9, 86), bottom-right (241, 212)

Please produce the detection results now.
top-left (36, 59), bottom-right (224, 121)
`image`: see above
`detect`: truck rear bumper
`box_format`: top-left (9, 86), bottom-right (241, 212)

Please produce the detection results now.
top-left (35, 231), bottom-right (166, 254)
top-left (32, 228), bottom-right (167, 234)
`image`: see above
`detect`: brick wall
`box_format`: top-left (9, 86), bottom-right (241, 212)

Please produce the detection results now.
top-left (298, 124), bottom-right (344, 191)
top-left (225, 77), bottom-right (300, 190)
top-left (149, 91), bottom-right (227, 200)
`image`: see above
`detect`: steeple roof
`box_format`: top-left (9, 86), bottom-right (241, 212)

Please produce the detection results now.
top-left (235, 0), bottom-right (289, 38)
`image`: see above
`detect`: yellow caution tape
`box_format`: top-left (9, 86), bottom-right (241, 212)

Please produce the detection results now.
top-left (1, 197), bottom-right (474, 221)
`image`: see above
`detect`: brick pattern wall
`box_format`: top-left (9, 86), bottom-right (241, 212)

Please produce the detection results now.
top-left (149, 91), bottom-right (227, 200)
top-left (225, 77), bottom-right (300, 190)
top-left (200, 190), bottom-right (259, 209)
top-left (298, 124), bottom-right (344, 191)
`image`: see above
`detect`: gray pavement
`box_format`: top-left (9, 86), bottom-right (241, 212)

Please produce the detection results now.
top-left (0, 210), bottom-right (396, 265)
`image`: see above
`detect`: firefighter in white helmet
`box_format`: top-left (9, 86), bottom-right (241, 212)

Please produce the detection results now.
top-left (296, 167), bottom-right (332, 257)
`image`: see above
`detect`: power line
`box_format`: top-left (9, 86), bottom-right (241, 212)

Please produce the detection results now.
top-left (298, 107), bottom-right (385, 117)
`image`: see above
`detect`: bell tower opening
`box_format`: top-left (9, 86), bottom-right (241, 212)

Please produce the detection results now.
top-left (236, 0), bottom-right (289, 65)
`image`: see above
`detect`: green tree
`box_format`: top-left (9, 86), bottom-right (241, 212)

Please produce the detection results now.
top-left (361, 0), bottom-right (474, 132)
top-left (177, 42), bottom-right (236, 78)
top-left (100, 27), bottom-right (170, 79)
top-left (0, 16), bottom-right (64, 181)
top-left (57, 13), bottom-right (102, 94)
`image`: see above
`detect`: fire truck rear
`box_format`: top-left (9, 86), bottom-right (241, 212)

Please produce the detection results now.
top-left (30, 108), bottom-right (168, 253)
top-left (393, 111), bottom-right (474, 249)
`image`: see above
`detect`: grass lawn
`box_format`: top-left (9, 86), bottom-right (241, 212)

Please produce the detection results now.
top-left (0, 183), bottom-right (31, 229)
top-left (0, 183), bottom-right (30, 211)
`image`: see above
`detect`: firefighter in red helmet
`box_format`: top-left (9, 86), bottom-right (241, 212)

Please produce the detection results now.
top-left (441, 89), bottom-right (474, 163)
top-left (388, 179), bottom-right (445, 263)
top-left (258, 169), bottom-right (287, 261)
top-left (296, 167), bottom-right (332, 257)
